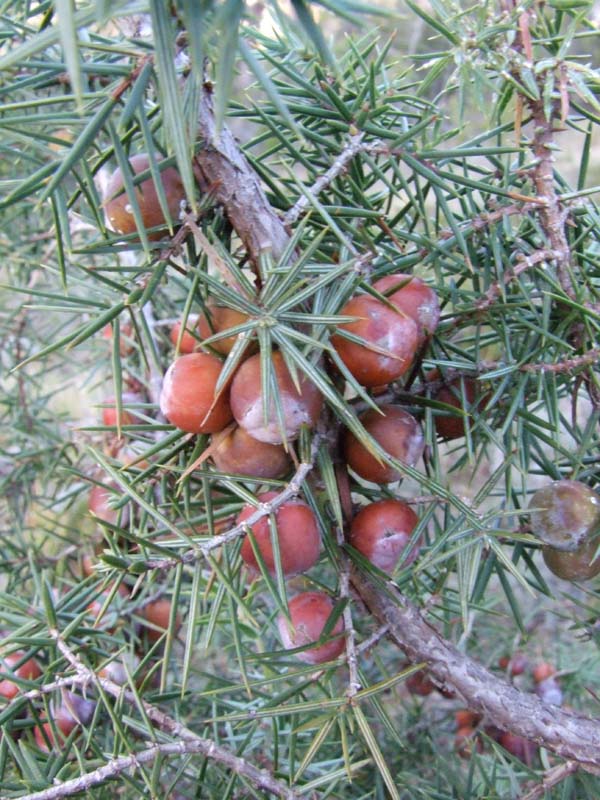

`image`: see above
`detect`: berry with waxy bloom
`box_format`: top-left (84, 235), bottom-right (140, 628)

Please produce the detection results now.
top-left (330, 293), bottom-right (419, 387)
top-left (528, 480), bottom-right (600, 551)
top-left (349, 499), bottom-right (420, 574)
top-left (211, 425), bottom-right (290, 479)
top-left (372, 273), bottom-right (440, 344)
top-left (343, 405), bottom-right (424, 484)
top-left (230, 351), bottom-right (322, 444)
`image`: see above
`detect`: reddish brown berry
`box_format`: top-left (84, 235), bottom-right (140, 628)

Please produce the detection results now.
top-left (426, 371), bottom-right (488, 440)
top-left (277, 592), bottom-right (345, 664)
top-left (331, 294), bottom-right (419, 387)
top-left (103, 321), bottom-right (134, 356)
top-left (238, 492), bottom-right (320, 576)
top-left (197, 304), bottom-right (255, 356)
top-left (160, 352), bottom-right (233, 434)
top-left (170, 316), bottom-right (200, 354)
top-left (349, 499), bottom-right (420, 573)
top-left (498, 732), bottom-right (536, 764)
top-left (0, 652), bottom-right (42, 700)
top-left (34, 720), bottom-right (66, 752)
top-left (211, 426), bottom-right (291, 479)
top-left (101, 392), bottom-right (142, 428)
top-left (455, 726), bottom-right (483, 757)
top-left (140, 598), bottom-right (182, 644)
top-left (455, 709), bottom-right (481, 729)
top-left (406, 669), bottom-right (435, 696)
top-left (230, 351), bottom-right (322, 444)
top-left (372, 273), bottom-right (440, 344)
top-left (87, 583), bottom-right (129, 628)
top-left (532, 662), bottom-right (555, 683)
top-left (104, 153), bottom-right (184, 240)
top-left (343, 405), bottom-right (424, 484)
top-left (498, 652), bottom-right (528, 676)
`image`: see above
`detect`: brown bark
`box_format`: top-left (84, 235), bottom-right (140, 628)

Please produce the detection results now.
top-left (352, 568), bottom-right (600, 769)
top-left (194, 84), bottom-right (290, 263)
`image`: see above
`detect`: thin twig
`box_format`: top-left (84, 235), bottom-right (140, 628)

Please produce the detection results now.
top-left (476, 249), bottom-right (560, 311)
top-left (140, 434), bottom-right (323, 571)
top-left (13, 742), bottom-right (210, 800)
top-left (337, 530), bottom-right (361, 699)
top-left (519, 760), bottom-right (579, 800)
top-left (520, 347), bottom-right (600, 374)
top-left (284, 133), bottom-right (376, 226)
top-left (49, 632), bottom-right (301, 800)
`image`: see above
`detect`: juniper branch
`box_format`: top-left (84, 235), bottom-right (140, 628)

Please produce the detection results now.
top-left (351, 569), bottom-right (600, 769)
top-left (49, 631), bottom-right (301, 800)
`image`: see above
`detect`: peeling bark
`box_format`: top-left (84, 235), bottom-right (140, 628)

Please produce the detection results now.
top-left (195, 85), bottom-right (290, 263)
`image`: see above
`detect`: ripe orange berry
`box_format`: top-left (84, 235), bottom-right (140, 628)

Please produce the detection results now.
top-left (170, 316), bottom-right (200, 354)
top-left (211, 426), bottom-right (291, 479)
top-left (330, 294), bottom-right (419, 387)
top-left (349, 499), bottom-right (420, 573)
top-left (0, 652), bottom-right (42, 700)
top-left (160, 352), bottom-right (233, 434)
top-left (140, 598), bottom-right (182, 644)
top-left (88, 483), bottom-right (126, 526)
top-left (372, 273), bottom-right (440, 344)
top-left (230, 351), bottom-right (322, 444)
top-left (343, 405), bottom-right (424, 484)
top-left (277, 592), bottom-right (345, 664)
top-left (238, 492), bottom-right (320, 576)
top-left (104, 153), bottom-right (184, 240)
top-left (101, 392), bottom-right (142, 428)
top-left (455, 709), bottom-right (480, 729)
top-left (532, 662), bottom-right (555, 683)
top-left (197, 304), bottom-right (255, 356)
